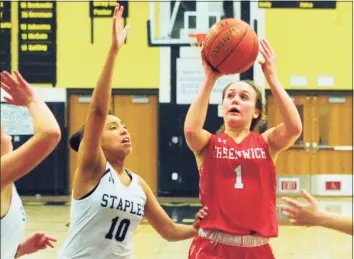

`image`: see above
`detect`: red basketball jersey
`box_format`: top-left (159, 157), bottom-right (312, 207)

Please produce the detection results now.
top-left (199, 132), bottom-right (278, 238)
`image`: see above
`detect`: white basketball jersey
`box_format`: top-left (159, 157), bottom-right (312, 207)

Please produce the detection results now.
top-left (1, 184), bottom-right (27, 259)
top-left (58, 163), bottom-right (147, 259)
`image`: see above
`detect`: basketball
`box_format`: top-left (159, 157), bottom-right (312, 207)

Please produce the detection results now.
top-left (202, 18), bottom-right (259, 74)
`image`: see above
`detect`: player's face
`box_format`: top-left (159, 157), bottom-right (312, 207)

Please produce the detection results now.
top-left (100, 115), bottom-right (132, 155)
top-left (0, 125), bottom-right (13, 155)
top-left (222, 82), bottom-right (259, 129)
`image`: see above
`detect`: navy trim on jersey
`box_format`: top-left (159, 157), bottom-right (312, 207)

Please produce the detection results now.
top-left (125, 168), bottom-right (133, 181)
top-left (79, 168), bottom-right (111, 200)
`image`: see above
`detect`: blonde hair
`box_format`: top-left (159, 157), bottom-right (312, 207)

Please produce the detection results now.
top-left (217, 80), bottom-right (266, 133)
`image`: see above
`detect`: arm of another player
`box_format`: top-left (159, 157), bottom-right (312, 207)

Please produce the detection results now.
top-left (0, 71), bottom-right (61, 188)
top-left (281, 189), bottom-right (353, 236)
top-left (75, 4), bottom-right (130, 179)
top-left (140, 177), bottom-right (207, 241)
top-left (259, 39), bottom-right (302, 155)
top-left (15, 232), bottom-right (56, 258)
top-left (184, 53), bottom-right (222, 156)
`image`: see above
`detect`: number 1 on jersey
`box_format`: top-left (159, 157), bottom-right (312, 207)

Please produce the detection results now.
top-left (234, 165), bottom-right (244, 189)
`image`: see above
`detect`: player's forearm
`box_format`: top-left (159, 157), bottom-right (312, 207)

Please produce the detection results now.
top-left (164, 224), bottom-right (198, 241)
top-left (90, 47), bottom-right (119, 115)
top-left (266, 75), bottom-right (302, 135)
top-left (27, 99), bottom-right (61, 136)
top-left (184, 78), bottom-right (215, 133)
top-left (318, 212), bottom-right (353, 235)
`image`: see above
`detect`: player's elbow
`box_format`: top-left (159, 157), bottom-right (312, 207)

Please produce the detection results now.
top-left (40, 129), bottom-right (62, 147)
top-left (184, 125), bottom-right (194, 136)
top-left (184, 131), bottom-right (208, 155)
top-left (48, 128), bottom-right (61, 144)
top-left (290, 123), bottom-right (302, 138)
top-left (160, 222), bottom-right (177, 242)
top-left (162, 235), bottom-right (175, 242)
top-left (184, 126), bottom-right (200, 141)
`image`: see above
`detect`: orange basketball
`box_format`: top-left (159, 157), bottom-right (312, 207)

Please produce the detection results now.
top-left (202, 18), bottom-right (259, 74)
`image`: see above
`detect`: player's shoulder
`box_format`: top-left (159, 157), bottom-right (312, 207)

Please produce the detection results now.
top-left (260, 127), bottom-right (274, 144)
top-left (124, 168), bottom-right (142, 185)
top-left (212, 132), bottom-right (227, 142)
top-left (247, 131), bottom-right (269, 145)
top-left (132, 173), bottom-right (148, 191)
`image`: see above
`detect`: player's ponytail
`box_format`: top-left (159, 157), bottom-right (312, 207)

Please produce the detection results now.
top-left (69, 110), bottom-right (115, 152)
top-left (69, 127), bottom-right (84, 152)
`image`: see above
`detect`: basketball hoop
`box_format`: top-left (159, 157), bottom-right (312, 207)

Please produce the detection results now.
top-left (188, 33), bottom-right (207, 47)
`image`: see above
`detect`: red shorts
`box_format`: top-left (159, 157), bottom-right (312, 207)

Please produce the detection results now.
top-left (188, 236), bottom-right (275, 259)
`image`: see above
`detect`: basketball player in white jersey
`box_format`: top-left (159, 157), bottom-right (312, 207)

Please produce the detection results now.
top-left (58, 4), bottom-right (203, 259)
top-left (1, 71), bottom-right (61, 258)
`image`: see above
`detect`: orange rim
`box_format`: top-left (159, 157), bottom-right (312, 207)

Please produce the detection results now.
top-left (188, 33), bottom-right (207, 46)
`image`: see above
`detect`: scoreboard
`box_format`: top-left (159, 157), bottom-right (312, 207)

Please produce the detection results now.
top-left (18, 1), bottom-right (57, 86)
top-left (0, 1), bottom-right (11, 72)
top-left (89, 1), bottom-right (129, 44)
top-left (89, 1), bottom-right (128, 18)
top-left (258, 1), bottom-right (336, 9)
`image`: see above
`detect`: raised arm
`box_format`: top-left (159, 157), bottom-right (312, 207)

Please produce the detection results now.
top-left (281, 189), bottom-right (353, 236)
top-left (184, 57), bottom-right (221, 155)
top-left (140, 178), bottom-right (206, 241)
top-left (76, 4), bottom-right (130, 176)
top-left (0, 71), bottom-right (61, 188)
top-left (259, 39), bottom-right (302, 154)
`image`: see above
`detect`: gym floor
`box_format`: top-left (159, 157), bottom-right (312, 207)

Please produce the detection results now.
top-left (20, 197), bottom-right (353, 259)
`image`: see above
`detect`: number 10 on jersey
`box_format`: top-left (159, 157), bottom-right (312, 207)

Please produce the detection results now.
top-left (234, 165), bottom-right (244, 189)
top-left (105, 217), bottom-right (130, 242)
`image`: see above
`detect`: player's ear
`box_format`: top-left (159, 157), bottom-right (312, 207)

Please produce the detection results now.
top-left (253, 109), bottom-right (260, 119)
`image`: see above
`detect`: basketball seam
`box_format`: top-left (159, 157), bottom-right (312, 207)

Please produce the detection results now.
top-left (229, 33), bottom-right (259, 73)
top-left (214, 26), bottom-right (250, 71)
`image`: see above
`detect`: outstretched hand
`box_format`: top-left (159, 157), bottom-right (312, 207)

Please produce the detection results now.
top-left (280, 189), bottom-right (322, 226)
top-left (111, 3), bottom-right (131, 52)
top-left (16, 232), bottom-right (56, 258)
top-left (0, 71), bottom-right (37, 107)
top-left (258, 39), bottom-right (277, 78)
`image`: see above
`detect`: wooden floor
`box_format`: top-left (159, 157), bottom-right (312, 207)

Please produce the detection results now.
top-left (20, 198), bottom-right (353, 259)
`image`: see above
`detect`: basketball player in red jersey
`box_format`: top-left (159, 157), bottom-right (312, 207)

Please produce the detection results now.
top-left (184, 39), bottom-right (302, 258)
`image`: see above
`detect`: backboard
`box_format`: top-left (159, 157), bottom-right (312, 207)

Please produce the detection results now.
top-left (147, 1), bottom-right (241, 47)
top-left (152, 1), bottom-right (266, 105)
